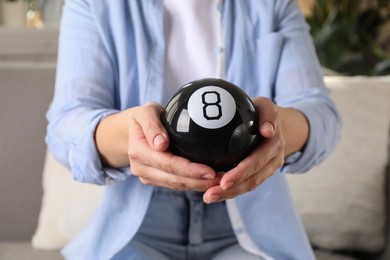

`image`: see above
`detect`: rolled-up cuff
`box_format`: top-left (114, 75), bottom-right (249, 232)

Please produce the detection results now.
top-left (68, 109), bottom-right (131, 185)
top-left (280, 100), bottom-right (338, 174)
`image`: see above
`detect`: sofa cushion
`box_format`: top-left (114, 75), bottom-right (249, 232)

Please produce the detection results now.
top-left (314, 250), bottom-right (358, 260)
top-left (0, 242), bottom-right (63, 260)
top-left (287, 76), bottom-right (390, 253)
top-left (32, 151), bottom-right (104, 250)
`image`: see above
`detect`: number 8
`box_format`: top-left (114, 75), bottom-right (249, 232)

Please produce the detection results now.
top-left (202, 91), bottom-right (222, 120)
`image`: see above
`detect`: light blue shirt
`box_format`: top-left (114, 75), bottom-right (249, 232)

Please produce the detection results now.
top-left (46, 0), bottom-right (341, 259)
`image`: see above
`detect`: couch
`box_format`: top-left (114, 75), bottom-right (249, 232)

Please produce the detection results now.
top-left (1, 31), bottom-right (389, 260)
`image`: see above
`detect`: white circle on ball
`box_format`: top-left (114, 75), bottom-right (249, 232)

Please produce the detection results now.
top-left (188, 86), bottom-right (236, 129)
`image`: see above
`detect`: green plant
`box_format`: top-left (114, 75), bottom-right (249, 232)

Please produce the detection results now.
top-left (307, 0), bottom-right (390, 75)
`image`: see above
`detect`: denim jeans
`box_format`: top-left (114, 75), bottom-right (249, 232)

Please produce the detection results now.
top-left (113, 187), bottom-right (261, 260)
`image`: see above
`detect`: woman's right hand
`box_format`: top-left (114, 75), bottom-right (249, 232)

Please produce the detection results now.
top-left (96, 102), bottom-right (219, 191)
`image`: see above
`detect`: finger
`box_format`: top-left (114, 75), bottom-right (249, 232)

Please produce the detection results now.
top-left (204, 156), bottom-right (283, 203)
top-left (203, 185), bottom-right (223, 204)
top-left (157, 152), bottom-right (217, 180)
top-left (219, 134), bottom-right (281, 190)
top-left (134, 102), bottom-right (169, 152)
top-left (128, 131), bottom-right (216, 180)
top-left (133, 164), bottom-right (221, 192)
top-left (253, 97), bottom-right (278, 138)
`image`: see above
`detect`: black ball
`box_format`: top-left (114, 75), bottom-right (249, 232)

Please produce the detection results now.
top-left (161, 78), bottom-right (262, 171)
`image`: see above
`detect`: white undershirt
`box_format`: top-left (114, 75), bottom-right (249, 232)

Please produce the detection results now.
top-left (163, 0), bottom-right (223, 103)
top-left (161, 2), bottom-right (267, 257)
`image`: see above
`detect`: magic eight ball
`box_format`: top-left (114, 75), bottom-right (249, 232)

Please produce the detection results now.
top-left (161, 78), bottom-right (262, 171)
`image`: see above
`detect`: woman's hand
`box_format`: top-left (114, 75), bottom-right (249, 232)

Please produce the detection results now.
top-left (95, 102), bottom-right (220, 191)
top-left (203, 97), bottom-right (309, 204)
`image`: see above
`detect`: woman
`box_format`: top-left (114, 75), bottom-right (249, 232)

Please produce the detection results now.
top-left (47, 0), bottom-right (341, 259)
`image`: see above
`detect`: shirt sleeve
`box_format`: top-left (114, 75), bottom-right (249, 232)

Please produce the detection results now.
top-left (273, 0), bottom-right (342, 173)
top-left (46, 0), bottom-right (130, 185)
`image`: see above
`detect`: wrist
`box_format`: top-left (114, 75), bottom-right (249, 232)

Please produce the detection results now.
top-left (95, 109), bottom-right (132, 168)
top-left (277, 106), bottom-right (309, 157)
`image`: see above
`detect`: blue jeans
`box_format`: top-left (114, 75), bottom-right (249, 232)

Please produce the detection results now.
top-left (113, 187), bottom-right (261, 260)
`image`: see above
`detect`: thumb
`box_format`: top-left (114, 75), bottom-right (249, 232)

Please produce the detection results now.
top-left (137, 102), bottom-right (170, 152)
top-left (253, 97), bottom-right (278, 139)
top-left (261, 121), bottom-right (276, 138)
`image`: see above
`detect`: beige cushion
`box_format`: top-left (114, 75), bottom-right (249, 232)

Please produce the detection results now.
top-left (32, 151), bottom-right (104, 250)
top-left (314, 251), bottom-right (357, 260)
top-left (287, 76), bottom-right (390, 252)
top-left (0, 242), bottom-right (63, 260)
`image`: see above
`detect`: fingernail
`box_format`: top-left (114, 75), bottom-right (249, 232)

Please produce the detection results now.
top-left (262, 122), bottom-right (274, 133)
top-left (206, 194), bottom-right (221, 204)
top-left (201, 173), bottom-right (214, 180)
top-left (223, 181), bottom-right (234, 190)
top-left (153, 134), bottom-right (165, 148)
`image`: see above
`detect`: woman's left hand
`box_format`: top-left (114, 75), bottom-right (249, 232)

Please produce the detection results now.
top-left (203, 97), bottom-right (286, 204)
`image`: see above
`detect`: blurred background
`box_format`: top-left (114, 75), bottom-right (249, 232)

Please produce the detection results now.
top-left (0, 0), bottom-right (62, 63)
top-left (0, 0), bottom-right (63, 28)
top-left (299, 0), bottom-right (390, 76)
top-left (0, 0), bottom-right (389, 74)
